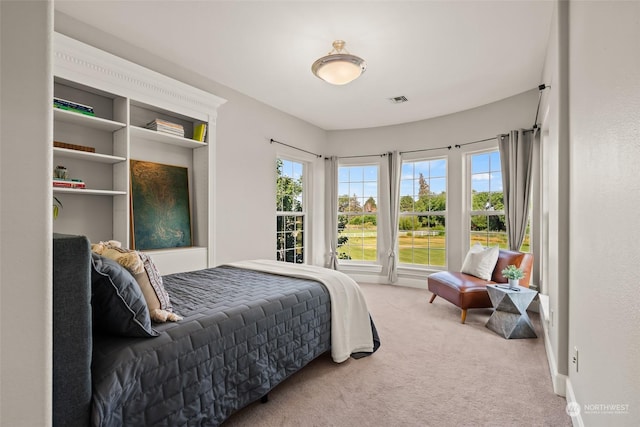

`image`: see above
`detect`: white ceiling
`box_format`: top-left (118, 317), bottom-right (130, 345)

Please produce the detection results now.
top-left (54, 1), bottom-right (554, 131)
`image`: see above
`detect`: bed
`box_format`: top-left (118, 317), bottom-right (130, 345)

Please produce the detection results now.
top-left (53, 234), bottom-right (380, 426)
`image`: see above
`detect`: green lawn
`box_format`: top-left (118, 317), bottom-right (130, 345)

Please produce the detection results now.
top-left (339, 226), bottom-right (447, 266)
top-left (338, 225), bottom-right (531, 265)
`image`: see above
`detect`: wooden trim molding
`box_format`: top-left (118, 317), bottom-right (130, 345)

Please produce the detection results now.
top-left (54, 32), bottom-right (226, 121)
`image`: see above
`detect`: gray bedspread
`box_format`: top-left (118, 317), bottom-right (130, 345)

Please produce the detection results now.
top-left (91, 266), bottom-right (332, 426)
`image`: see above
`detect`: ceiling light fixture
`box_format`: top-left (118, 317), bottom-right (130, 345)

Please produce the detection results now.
top-left (311, 40), bottom-right (367, 85)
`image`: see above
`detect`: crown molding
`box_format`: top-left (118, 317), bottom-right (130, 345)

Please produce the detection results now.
top-left (54, 32), bottom-right (226, 121)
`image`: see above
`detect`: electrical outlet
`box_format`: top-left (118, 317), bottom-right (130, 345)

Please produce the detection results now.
top-left (572, 346), bottom-right (579, 372)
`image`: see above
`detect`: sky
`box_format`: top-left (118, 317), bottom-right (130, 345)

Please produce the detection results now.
top-left (281, 150), bottom-right (503, 205)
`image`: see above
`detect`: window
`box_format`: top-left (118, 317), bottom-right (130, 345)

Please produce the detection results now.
top-left (398, 158), bottom-right (447, 267)
top-left (337, 164), bottom-right (378, 262)
top-left (276, 158), bottom-right (305, 263)
top-left (469, 151), bottom-right (507, 248)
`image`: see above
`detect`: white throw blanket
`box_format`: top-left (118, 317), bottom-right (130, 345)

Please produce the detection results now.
top-left (226, 260), bottom-right (374, 363)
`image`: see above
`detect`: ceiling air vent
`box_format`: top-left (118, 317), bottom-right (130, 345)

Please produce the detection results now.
top-left (389, 95), bottom-right (408, 104)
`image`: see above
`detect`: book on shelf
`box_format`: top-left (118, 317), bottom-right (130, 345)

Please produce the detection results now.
top-left (53, 97), bottom-right (95, 116)
top-left (54, 141), bottom-right (96, 153)
top-left (193, 123), bottom-right (207, 142)
top-left (54, 104), bottom-right (96, 116)
top-left (144, 118), bottom-right (185, 138)
top-left (53, 178), bottom-right (86, 189)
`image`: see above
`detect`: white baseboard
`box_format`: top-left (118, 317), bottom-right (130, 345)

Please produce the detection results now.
top-left (565, 379), bottom-right (584, 427)
top-left (539, 296), bottom-right (568, 397)
top-left (545, 334), bottom-right (568, 396)
top-left (345, 272), bottom-right (428, 289)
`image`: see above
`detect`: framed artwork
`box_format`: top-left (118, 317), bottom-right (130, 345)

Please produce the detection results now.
top-left (130, 160), bottom-right (192, 250)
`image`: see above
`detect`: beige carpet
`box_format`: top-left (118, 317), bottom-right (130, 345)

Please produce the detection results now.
top-left (224, 283), bottom-right (571, 426)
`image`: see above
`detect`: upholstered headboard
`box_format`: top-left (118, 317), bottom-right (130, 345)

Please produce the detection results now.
top-left (53, 234), bottom-right (92, 426)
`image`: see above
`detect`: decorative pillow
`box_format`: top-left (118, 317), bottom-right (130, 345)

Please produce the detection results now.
top-left (91, 240), bottom-right (144, 274)
top-left (461, 243), bottom-right (500, 280)
top-left (90, 253), bottom-right (158, 337)
top-left (134, 252), bottom-right (182, 323)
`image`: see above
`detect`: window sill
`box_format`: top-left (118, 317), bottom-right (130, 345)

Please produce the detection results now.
top-left (398, 265), bottom-right (446, 277)
top-left (338, 263), bottom-right (383, 275)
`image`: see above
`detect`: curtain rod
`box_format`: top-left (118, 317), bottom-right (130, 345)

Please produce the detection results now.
top-left (400, 124), bottom-right (542, 156)
top-left (400, 136), bottom-right (496, 155)
top-left (326, 153), bottom-right (388, 160)
top-left (270, 138), bottom-right (322, 158)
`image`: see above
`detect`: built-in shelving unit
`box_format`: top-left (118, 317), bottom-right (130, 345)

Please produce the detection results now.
top-left (52, 33), bottom-right (226, 274)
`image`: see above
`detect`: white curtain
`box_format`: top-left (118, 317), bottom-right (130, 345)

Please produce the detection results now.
top-left (498, 129), bottom-right (537, 251)
top-left (324, 156), bottom-right (339, 270)
top-left (387, 151), bottom-right (401, 283)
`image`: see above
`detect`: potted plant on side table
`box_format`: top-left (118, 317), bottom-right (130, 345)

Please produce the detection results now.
top-left (502, 264), bottom-right (524, 289)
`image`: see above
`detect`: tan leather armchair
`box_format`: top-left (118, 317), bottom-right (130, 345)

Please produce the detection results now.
top-left (428, 249), bottom-right (534, 323)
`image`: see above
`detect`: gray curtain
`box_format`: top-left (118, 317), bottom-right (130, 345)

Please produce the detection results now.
top-left (498, 129), bottom-right (538, 251)
top-left (387, 151), bottom-right (401, 283)
top-left (324, 156), bottom-right (339, 270)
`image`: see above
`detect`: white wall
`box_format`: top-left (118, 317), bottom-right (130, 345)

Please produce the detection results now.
top-left (0, 1), bottom-right (53, 426)
top-left (214, 95), bottom-right (327, 266)
top-left (565, 1), bottom-right (640, 425)
top-left (327, 90), bottom-right (539, 285)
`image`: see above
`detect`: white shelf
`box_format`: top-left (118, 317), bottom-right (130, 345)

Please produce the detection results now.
top-left (130, 126), bottom-right (208, 149)
top-left (54, 108), bottom-right (126, 132)
top-left (52, 187), bottom-right (127, 196)
top-left (53, 147), bottom-right (126, 164)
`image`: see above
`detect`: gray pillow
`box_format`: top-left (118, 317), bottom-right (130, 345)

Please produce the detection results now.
top-left (90, 253), bottom-right (158, 337)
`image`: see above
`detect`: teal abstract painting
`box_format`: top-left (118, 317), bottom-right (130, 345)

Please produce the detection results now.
top-left (130, 160), bottom-right (192, 250)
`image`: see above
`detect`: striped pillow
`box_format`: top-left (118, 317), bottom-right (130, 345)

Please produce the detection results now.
top-left (134, 252), bottom-right (182, 323)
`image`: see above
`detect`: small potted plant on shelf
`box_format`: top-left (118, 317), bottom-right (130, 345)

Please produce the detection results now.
top-left (53, 196), bottom-right (63, 219)
top-left (502, 264), bottom-right (524, 289)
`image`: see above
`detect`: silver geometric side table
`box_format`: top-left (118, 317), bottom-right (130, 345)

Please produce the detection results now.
top-left (486, 285), bottom-right (538, 339)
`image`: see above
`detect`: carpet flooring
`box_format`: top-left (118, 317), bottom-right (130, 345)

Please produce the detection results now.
top-left (224, 283), bottom-right (571, 426)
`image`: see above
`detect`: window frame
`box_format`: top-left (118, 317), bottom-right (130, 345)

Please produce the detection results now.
top-left (466, 148), bottom-right (507, 250)
top-left (397, 154), bottom-right (448, 269)
top-left (276, 155), bottom-right (308, 264)
top-left (336, 159), bottom-right (381, 266)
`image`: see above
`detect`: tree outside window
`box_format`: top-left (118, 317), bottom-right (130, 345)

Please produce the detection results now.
top-left (469, 150), bottom-right (531, 252)
top-left (469, 151), bottom-right (508, 249)
top-left (398, 158), bottom-right (447, 267)
top-left (337, 165), bottom-right (378, 262)
top-left (276, 158), bottom-right (304, 263)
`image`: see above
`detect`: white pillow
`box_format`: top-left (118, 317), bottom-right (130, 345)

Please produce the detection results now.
top-left (461, 243), bottom-right (500, 280)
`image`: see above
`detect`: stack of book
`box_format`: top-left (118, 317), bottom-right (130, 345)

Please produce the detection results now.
top-left (53, 97), bottom-right (95, 116)
top-left (145, 118), bottom-right (184, 138)
top-left (53, 178), bottom-right (86, 189)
